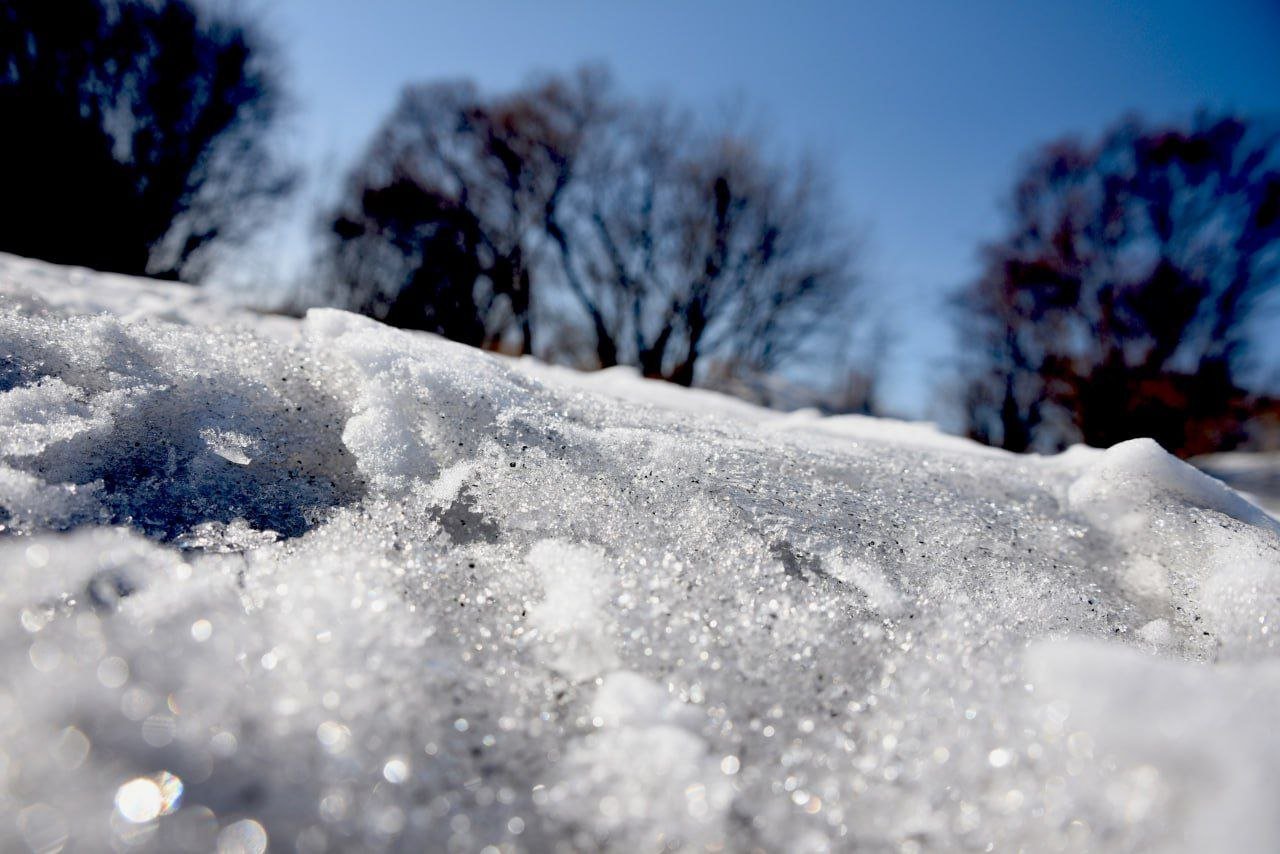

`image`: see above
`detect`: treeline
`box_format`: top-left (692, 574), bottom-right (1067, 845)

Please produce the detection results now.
top-left (2, 0), bottom-right (1278, 456)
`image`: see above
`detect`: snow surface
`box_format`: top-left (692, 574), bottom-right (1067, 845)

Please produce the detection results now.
top-left (1, 252), bottom-right (1279, 853)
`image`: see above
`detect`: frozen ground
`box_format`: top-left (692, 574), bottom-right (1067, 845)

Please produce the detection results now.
top-left (1, 251), bottom-right (1278, 853)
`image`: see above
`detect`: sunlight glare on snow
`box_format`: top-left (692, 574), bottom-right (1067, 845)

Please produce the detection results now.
top-left (0, 254), bottom-right (1278, 852)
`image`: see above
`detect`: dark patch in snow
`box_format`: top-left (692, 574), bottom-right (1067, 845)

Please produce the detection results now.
top-left (771, 539), bottom-right (832, 581)
top-left (434, 490), bottom-right (501, 545)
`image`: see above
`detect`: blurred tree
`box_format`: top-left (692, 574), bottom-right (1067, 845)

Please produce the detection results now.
top-left (0, 0), bottom-right (293, 281)
top-left (324, 67), bottom-right (858, 385)
top-left (323, 73), bottom-right (601, 354)
top-left (557, 96), bottom-right (855, 385)
top-left (957, 114), bottom-right (1280, 457)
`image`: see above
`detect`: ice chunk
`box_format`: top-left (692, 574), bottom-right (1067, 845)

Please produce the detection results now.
top-left (199, 427), bottom-right (256, 465)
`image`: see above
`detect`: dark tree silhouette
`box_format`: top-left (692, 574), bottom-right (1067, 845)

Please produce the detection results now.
top-left (552, 92), bottom-right (855, 386)
top-left (957, 114), bottom-right (1280, 456)
top-left (0, 0), bottom-right (293, 281)
top-left (323, 74), bottom-right (597, 354)
top-left (325, 67), bottom-right (857, 386)
top-left (332, 178), bottom-right (489, 345)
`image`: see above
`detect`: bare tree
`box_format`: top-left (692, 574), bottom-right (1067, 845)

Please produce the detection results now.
top-left (554, 99), bottom-right (855, 385)
top-left (325, 67), bottom-right (859, 387)
top-left (0, 0), bottom-right (294, 281)
top-left (325, 70), bottom-right (613, 354)
top-left (956, 114), bottom-right (1280, 456)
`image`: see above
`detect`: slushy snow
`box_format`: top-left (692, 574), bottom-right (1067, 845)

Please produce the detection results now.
top-left (0, 252), bottom-right (1278, 853)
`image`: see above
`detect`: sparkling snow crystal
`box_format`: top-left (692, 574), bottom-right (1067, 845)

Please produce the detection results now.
top-left (1, 254), bottom-right (1279, 852)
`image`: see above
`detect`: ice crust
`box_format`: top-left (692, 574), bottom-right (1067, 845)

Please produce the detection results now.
top-left (1, 253), bottom-right (1279, 852)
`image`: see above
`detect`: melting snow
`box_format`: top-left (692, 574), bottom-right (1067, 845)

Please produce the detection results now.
top-left (0, 253), bottom-right (1278, 852)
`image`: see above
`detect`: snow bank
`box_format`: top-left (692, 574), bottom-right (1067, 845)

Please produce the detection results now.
top-left (1, 253), bottom-right (1279, 852)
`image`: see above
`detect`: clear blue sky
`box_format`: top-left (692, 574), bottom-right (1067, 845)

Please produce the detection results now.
top-left (262, 0), bottom-right (1280, 419)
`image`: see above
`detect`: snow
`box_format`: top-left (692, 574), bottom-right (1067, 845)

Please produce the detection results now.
top-left (1, 251), bottom-right (1279, 852)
